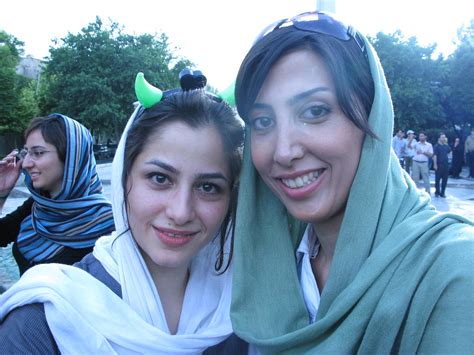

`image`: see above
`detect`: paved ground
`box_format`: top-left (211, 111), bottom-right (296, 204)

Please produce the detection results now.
top-left (1, 163), bottom-right (473, 290)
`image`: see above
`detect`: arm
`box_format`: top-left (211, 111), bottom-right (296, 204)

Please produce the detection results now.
top-left (424, 144), bottom-right (434, 158)
top-left (0, 198), bottom-right (34, 247)
top-left (0, 303), bottom-right (59, 354)
top-left (0, 150), bottom-right (23, 213)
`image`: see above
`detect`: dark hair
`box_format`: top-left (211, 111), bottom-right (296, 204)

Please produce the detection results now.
top-left (123, 89), bottom-right (244, 272)
top-left (235, 26), bottom-right (376, 138)
top-left (24, 116), bottom-right (67, 163)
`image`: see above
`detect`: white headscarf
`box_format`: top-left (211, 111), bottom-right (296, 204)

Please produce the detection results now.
top-left (0, 106), bottom-right (233, 354)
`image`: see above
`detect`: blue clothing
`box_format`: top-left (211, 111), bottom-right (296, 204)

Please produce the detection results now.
top-left (391, 136), bottom-right (406, 159)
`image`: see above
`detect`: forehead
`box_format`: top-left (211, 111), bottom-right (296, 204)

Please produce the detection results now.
top-left (25, 129), bottom-right (49, 147)
top-left (256, 49), bottom-right (333, 103)
top-left (140, 121), bottom-right (230, 175)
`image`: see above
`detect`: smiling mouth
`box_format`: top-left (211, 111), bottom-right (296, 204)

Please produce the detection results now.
top-left (155, 228), bottom-right (197, 238)
top-left (281, 170), bottom-right (324, 189)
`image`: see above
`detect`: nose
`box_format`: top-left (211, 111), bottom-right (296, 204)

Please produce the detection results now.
top-left (166, 187), bottom-right (195, 225)
top-left (21, 153), bottom-right (34, 169)
top-left (272, 123), bottom-right (305, 167)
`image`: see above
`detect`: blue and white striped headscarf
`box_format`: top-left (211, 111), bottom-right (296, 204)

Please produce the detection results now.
top-left (16, 114), bottom-right (115, 263)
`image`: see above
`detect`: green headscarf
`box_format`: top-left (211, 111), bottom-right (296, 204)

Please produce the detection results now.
top-left (231, 34), bottom-right (474, 353)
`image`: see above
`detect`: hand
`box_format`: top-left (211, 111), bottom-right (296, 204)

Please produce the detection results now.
top-left (433, 164), bottom-right (438, 171)
top-left (0, 150), bottom-right (23, 197)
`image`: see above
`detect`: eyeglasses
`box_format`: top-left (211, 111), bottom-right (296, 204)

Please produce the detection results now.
top-left (254, 11), bottom-right (367, 58)
top-left (17, 148), bottom-right (56, 161)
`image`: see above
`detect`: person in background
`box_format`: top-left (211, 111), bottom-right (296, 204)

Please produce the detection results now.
top-left (0, 70), bottom-right (246, 353)
top-left (465, 129), bottom-right (474, 179)
top-left (391, 129), bottom-right (406, 169)
top-left (412, 132), bottom-right (433, 195)
top-left (0, 114), bottom-right (115, 275)
top-left (231, 10), bottom-right (473, 353)
top-left (403, 129), bottom-right (416, 175)
top-left (433, 132), bottom-right (451, 198)
top-left (450, 137), bottom-right (464, 179)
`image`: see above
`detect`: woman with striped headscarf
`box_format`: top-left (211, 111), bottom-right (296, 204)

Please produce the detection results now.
top-left (0, 113), bottom-right (115, 275)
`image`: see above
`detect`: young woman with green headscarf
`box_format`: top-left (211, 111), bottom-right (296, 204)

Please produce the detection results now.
top-left (231, 11), bottom-right (474, 354)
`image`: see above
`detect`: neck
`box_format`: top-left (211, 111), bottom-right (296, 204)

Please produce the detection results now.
top-left (310, 209), bottom-right (344, 291)
top-left (143, 255), bottom-right (190, 335)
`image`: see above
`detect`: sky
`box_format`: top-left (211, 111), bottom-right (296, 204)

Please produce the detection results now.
top-left (1, 0), bottom-right (473, 91)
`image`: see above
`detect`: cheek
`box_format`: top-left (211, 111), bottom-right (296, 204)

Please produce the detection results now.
top-left (200, 199), bottom-right (230, 234)
top-left (251, 136), bottom-right (272, 173)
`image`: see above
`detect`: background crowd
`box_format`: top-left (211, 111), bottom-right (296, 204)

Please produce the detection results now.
top-left (392, 128), bottom-right (474, 197)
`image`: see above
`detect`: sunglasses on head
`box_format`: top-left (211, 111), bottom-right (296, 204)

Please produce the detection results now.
top-left (255, 11), bottom-right (367, 58)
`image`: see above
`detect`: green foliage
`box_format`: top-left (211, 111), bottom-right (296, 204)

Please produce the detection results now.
top-left (40, 17), bottom-right (193, 141)
top-left (444, 19), bottom-right (474, 134)
top-left (14, 81), bottom-right (40, 132)
top-left (2, 17), bottom-right (473, 143)
top-left (0, 31), bottom-right (22, 133)
top-left (369, 31), bottom-right (445, 134)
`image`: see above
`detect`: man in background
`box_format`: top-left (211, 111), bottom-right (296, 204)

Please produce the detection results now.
top-left (404, 130), bottom-right (417, 176)
top-left (392, 129), bottom-right (406, 169)
top-left (412, 132), bottom-right (433, 195)
top-left (433, 133), bottom-right (451, 198)
top-left (465, 129), bottom-right (474, 179)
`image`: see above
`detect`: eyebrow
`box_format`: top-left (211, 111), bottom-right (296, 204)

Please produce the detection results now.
top-left (196, 172), bottom-right (229, 183)
top-left (145, 160), bottom-right (229, 182)
top-left (252, 86), bottom-right (331, 111)
top-left (24, 145), bottom-right (47, 150)
top-left (287, 87), bottom-right (330, 106)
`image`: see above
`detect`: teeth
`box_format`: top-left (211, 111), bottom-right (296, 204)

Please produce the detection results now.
top-left (282, 171), bottom-right (321, 189)
top-left (163, 231), bottom-right (192, 238)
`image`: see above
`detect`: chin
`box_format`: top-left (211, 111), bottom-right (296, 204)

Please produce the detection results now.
top-left (153, 255), bottom-right (191, 270)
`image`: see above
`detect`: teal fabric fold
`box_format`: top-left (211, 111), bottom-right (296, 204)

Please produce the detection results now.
top-left (231, 35), bottom-right (474, 353)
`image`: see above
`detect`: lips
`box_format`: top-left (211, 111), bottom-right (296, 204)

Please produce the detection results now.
top-left (154, 227), bottom-right (198, 247)
top-left (28, 171), bottom-right (40, 181)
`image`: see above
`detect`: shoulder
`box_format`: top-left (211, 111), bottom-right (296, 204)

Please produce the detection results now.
top-left (411, 223), bottom-right (474, 352)
top-left (74, 253), bottom-right (121, 297)
top-left (439, 222), bottom-right (473, 256)
top-left (0, 303), bottom-right (59, 353)
top-left (423, 222), bottom-right (474, 285)
top-left (0, 254), bottom-right (121, 352)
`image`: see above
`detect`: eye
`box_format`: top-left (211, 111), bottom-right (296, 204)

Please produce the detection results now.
top-left (149, 173), bottom-right (170, 186)
top-left (32, 150), bottom-right (45, 159)
top-left (250, 116), bottom-right (274, 131)
top-left (198, 183), bottom-right (220, 194)
top-left (300, 104), bottom-right (330, 121)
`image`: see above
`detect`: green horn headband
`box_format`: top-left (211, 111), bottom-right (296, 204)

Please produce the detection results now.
top-left (217, 81), bottom-right (236, 107)
top-left (135, 72), bottom-right (163, 109)
top-left (135, 71), bottom-right (236, 109)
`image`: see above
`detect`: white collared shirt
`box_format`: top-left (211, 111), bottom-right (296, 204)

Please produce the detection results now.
top-left (296, 224), bottom-right (322, 323)
top-left (248, 225), bottom-right (322, 355)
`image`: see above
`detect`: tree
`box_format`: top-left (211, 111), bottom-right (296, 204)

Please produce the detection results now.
top-left (40, 17), bottom-right (192, 141)
top-left (443, 19), bottom-right (474, 136)
top-left (369, 31), bottom-right (446, 134)
top-left (0, 31), bottom-right (23, 133)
